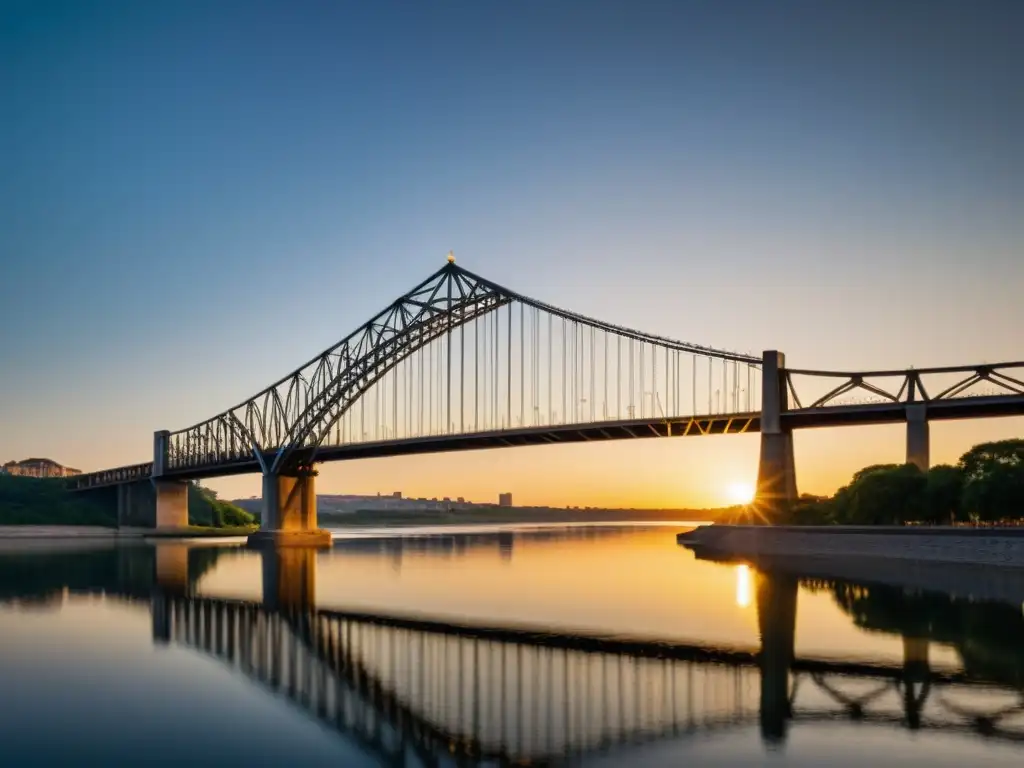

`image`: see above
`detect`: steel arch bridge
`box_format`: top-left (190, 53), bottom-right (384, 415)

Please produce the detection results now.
top-left (161, 259), bottom-right (764, 479)
top-left (69, 257), bottom-right (1024, 532)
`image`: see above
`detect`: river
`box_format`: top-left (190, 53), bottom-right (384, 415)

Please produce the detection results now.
top-left (0, 523), bottom-right (1021, 765)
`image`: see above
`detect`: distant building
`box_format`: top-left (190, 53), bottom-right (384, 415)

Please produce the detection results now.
top-left (392, 491), bottom-right (402, 499)
top-left (498, 492), bottom-right (513, 507)
top-left (1, 458), bottom-right (81, 478)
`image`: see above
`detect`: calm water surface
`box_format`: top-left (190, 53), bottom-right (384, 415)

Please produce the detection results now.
top-left (0, 524), bottom-right (1022, 766)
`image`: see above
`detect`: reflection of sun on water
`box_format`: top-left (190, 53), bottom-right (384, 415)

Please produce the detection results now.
top-left (735, 564), bottom-right (752, 608)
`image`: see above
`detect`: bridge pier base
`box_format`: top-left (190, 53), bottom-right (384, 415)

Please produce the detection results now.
top-left (248, 471), bottom-right (331, 547)
top-left (154, 480), bottom-right (189, 529)
top-left (906, 405), bottom-right (930, 471)
top-left (756, 351), bottom-right (798, 521)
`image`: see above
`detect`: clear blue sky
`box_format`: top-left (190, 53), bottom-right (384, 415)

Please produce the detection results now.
top-left (2, 1), bottom-right (1022, 505)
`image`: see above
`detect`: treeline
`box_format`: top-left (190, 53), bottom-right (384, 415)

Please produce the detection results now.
top-left (786, 439), bottom-right (1024, 526)
top-left (0, 475), bottom-right (117, 526)
top-left (0, 474), bottom-right (255, 528)
top-left (187, 483), bottom-right (256, 528)
top-left (803, 577), bottom-right (1024, 686)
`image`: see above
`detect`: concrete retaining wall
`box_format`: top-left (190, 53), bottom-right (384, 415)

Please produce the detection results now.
top-left (679, 525), bottom-right (1024, 605)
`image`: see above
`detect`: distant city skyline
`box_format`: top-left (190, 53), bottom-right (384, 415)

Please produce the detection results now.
top-left (2, 2), bottom-right (1022, 508)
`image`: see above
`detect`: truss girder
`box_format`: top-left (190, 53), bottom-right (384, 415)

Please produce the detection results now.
top-left (165, 263), bottom-right (758, 475)
top-left (785, 362), bottom-right (1024, 412)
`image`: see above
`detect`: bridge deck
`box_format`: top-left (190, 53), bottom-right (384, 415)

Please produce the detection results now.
top-left (71, 392), bottom-right (1024, 487)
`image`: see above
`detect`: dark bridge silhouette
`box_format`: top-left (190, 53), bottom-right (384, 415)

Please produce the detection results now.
top-left (68, 260), bottom-right (1024, 539)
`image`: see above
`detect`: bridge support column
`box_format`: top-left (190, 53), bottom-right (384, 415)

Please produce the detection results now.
top-left (905, 405), bottom-right (929, 471)
top-left (757, 572), bottom-right (798, 745)
top-left (248, 470), bottom-right (331, 547)
top-left (154, 480), bottom-right (189, 529)
top-left (756, 350), bottom-right (797, 521)
top-left (153, 429), bottom-right (170, 477)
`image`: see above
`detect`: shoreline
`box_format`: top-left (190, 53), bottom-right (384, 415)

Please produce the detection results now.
top-left (679, 524), bottom-right (1024, 569)
top-left (0, 525), bottom-right (257, 540)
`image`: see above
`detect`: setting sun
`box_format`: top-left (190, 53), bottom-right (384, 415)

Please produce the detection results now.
top-left (726, 481), bottom-right (756, 505)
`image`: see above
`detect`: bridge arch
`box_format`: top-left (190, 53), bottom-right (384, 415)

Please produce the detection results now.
top-left (163, 260), bottom-right (761, 477)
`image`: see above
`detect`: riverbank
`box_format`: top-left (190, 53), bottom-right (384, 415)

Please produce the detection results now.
top-left (320, 507), bottom-right (723, 528)
top-left (679, 524), bottom-right (1024, 569)
top-left (0, 524), bottom-right (257, 541)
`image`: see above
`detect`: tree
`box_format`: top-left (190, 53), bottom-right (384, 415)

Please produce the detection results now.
top-left (958, 440), bottom-right (1024, 522)
top-left (783, 494), bottom-right (835, 525)
top-left (833, 464), bottom-right (926, 525)
top-left (923, 465), bottom-right (965, 524)
top-left (962, 463), bottom-right (1024, 522)
top-left (958, 440), bottom-right (1024, 482)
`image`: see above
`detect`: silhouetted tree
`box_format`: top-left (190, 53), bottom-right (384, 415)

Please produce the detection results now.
top-left (832, 464), bottom-right (925, 525)
top-left (958, 440), bottom-right (1024, 522)
top-left (923, 464), bottom-right (965, 524)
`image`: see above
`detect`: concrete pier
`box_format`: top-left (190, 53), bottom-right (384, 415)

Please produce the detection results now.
top-left (906, 404), bottom-right (930, 471)
top-left (154, 480), bottom-right (189, 529)
top-left (248, 471), bottom-right (331, 547)
top-left (756, 350), bottom-right (797, 519)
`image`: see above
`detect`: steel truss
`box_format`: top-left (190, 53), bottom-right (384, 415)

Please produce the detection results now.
top-left (165, 262), bottom-right (760, 475)
top-left (784, 362), bottom-right (1024, 410)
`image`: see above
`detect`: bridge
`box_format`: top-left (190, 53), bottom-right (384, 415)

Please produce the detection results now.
top-left (70, 257), bottom-right (1024, 540)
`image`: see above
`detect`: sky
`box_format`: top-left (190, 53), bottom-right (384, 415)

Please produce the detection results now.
top-left (2, 1), bottom-right (1022, 508)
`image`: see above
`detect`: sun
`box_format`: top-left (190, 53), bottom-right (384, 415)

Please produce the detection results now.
top-left (726, 481), bottom-right (756, 505)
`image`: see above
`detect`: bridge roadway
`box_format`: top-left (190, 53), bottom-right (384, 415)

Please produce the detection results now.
top-left (74, 389), bottom-right (1024, 486)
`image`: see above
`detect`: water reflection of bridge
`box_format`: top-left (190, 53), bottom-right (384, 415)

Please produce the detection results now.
top-left (3, 543), bottom-right (1024, 763)
top-left (148, 548), bottom-right (1024, 764)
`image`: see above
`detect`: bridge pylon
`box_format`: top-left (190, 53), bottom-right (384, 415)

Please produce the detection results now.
top-left (905, 404), bottom-right (930, 471)
top-left (756, 350), bottom-right (798, 520)
top-left (248, 468), bottom-right (332, 547)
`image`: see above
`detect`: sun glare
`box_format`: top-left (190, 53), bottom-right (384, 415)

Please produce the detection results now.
top-left (726, 481), bottom-right (756, 505)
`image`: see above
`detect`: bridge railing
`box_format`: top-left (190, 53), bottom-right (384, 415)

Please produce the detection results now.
top-left (783, 361), bottom-right (1024, 411)
top-left (69, 462), bottom-right (152, 490)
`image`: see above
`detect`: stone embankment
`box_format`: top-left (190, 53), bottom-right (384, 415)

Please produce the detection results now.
top-left (679, 525), bottom-right (1024, 604)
